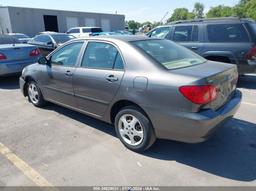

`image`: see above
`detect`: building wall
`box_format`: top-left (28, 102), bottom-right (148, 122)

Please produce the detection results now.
top-left (0, 7), bottom-right (12, 34)
top-left (6, 6), bottom-right (125, 37)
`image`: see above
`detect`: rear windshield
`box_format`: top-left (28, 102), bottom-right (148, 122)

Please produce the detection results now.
top-left (207, 24), bottom-right (249, 42)
top-left (51, 34), bottom-right (74, 44)
top-left (132, 39), bottom-right (206, 70)
top-left (0, 35), bottom-right (20, 45)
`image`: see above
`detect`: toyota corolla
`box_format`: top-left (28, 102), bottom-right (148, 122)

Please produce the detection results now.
top-left (20, 36), bottom-right (242, 152)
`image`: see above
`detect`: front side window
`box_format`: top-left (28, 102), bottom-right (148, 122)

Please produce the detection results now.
top-left (81, 42), bottom-right (124, 70)
top-left (173, 26), bottom-right (193, 42)
top-left (132, 39), bottom-right (206, 70)
top-left (207, 24), bottom-right (249, 42)
top-left (91, 28), bottom-right (103, 33)
top-left (51, 42), bottom-right (83, 67)
top-left (148, 27), bottom-right (171, 38)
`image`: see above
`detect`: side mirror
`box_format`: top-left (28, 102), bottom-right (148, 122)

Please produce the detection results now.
top-left (38, 57), bottom-right (50, 65)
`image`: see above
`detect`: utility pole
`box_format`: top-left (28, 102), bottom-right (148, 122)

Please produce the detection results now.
top-left (160, 11), bottom-right (169, 23)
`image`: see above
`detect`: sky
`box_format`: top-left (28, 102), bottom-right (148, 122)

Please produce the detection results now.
top-left (0, 0), bottom-right (239, 22)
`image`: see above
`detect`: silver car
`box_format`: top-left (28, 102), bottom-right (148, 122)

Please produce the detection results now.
top-left (0, 35), bottom-right (41, 76)
top-left (20, 36), bottom-right (242, 152)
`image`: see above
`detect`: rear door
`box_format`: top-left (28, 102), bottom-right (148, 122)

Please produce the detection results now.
top-left (171, 25), bottom-right (204, 55)
top-left (40, 41), bottom-right (84, 107)
top-left (73, 41), bottom-right (125, 118)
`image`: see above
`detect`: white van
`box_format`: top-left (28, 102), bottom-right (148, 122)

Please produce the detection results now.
top-left (67, 27), bottom-right (103, 37)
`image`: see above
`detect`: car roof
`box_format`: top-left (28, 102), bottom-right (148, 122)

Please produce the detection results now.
top-left (70, 27), bottom-right (101, 29)
top-left (162, 17), bottom-right (255, 26)
top-left (77, 35), bottom-right (155, 42)
top-left (8, 33), bottom-right (25, 35)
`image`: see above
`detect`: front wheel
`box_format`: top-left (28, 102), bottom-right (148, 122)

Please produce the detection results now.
top-left (27, 81), bottom-right (46, 107)
top-left (115, 106), bottom-right (156, 152)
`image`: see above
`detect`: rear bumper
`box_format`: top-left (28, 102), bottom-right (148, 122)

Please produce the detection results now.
top-left (0, 61), bottom-right (36, 76)
top-left (238, 63), bottom-right (256, 74)
top-left (146, 90), bottom-right (242, 143)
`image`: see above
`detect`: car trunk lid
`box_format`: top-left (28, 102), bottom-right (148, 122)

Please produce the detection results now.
top-left (172, 61), bottom-right (238, 110)
top-left (0, 44), bottom-right (37, 63)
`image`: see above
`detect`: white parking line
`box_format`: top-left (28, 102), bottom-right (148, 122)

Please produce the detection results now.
top-left (0, 142), bottom-right (58, 191)
top-left (242, 101), bottom-right (256, 107)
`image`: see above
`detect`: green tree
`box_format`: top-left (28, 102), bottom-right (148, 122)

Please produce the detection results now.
top-left (127, 20), bottom-right (141, 30)
top-left (193, 2), bottom-right (204, 19)
top-left (244, 0), bottom-right (256, 19)
top-left (167, 8), bottom-right (195, 22)
top-left (206, 5), bottom-right (234, 18)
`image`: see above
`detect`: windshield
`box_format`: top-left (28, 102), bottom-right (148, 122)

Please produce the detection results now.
top-left (0, 35), bottom-right (20, 45)
top-left (132, 39), bottom-right (206, 70)
top-left (51, 34), bottom-right (75, 44)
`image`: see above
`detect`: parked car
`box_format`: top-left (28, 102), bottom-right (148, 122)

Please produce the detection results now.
top-left (20, 36), bottom-right (241, 152)
top-left (8, 33), bottom-right (31, 44)
top-left (147, 17), bottom-right (256, 74)
top-left (114, 30), bottom-right (133, 35)
top-left (0, 35), bottom-right (41, 76)
top-left (38, 31), bottom-right (57, 35)
top-left (28, 33), bottom-right (75, 56)
top-left (67, 27), bottom-right (103, 37)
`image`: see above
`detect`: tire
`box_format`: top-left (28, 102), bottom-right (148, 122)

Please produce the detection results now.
top-left (115, 106), bottom-right (156, 152)
top-left (27, 80), bottom-right (46, 107)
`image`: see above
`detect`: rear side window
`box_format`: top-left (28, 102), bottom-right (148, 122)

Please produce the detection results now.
top-left (82, 28), bottom-right (91, 33)
top-left (207, 24), bottom-right (249, 42)
top-left (173, 26), bottom-right (194, 42)
top-left (81, 42), bottom-right (124, 70)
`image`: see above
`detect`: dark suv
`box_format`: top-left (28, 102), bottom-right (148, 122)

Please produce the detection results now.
top-left (147, 17), bottom-right (256, 74)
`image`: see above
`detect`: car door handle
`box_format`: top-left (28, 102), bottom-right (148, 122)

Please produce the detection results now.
top-left (65, 70), bottom-right (73, 77)
top-left (106, 75), bottom-right (118, 82)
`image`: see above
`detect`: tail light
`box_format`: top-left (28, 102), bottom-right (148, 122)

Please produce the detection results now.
top-left (179, 85), bottom-right (217, 105)
top-left (0, 53), bottom-right (7, 60)
top-left (246, 47), bottom-right (256, 60)
top-left (29, 48), bottom-right (41, 57)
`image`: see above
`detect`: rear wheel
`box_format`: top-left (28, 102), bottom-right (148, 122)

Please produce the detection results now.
top-left (27, 81), bottom-right (46, 107)
top-left (115, 106), bottom-right (156, 152)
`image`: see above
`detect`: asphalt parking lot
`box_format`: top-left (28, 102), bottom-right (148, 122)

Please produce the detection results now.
top-left (0, 75), bottom-right (256, 187)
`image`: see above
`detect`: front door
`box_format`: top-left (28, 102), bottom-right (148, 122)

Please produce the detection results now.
top-left (73, 41), bottom-right (125, 118)
top-left (40, 42), bottom-right (84, 107)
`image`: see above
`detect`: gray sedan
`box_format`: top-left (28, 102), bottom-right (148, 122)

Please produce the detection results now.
top-left (20, 36), bottom-right (242, 152)
top-left (0, 35), bottom-right (41, 76)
